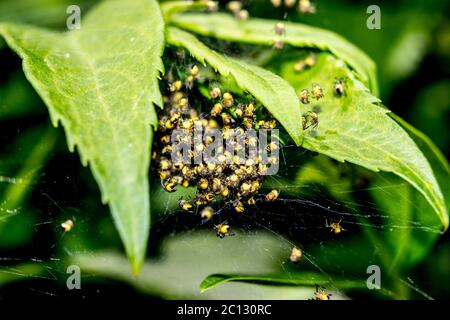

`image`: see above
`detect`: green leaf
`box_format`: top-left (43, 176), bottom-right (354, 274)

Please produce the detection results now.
top-left (0, 263), bottom-right (44, 287)
top-left (390, 113), bottom-right (450, 213)
top-left (380, 116), bottom-right (450, 269)
top-left (370, 173), bottom-right (441, 272)
top-left (166, 27), bottom-right (303, 145)
top-left (0, 0), bottom-right (165, 273)
top-left (274, 53), bottom-right (447, 230)
top-left (200, 273), bottom-right (365, 293)
top-left (171, 13), bottom-right (378, 95)
top-left (390, 113), bottom-right (450, 180)
top-left (160, 0), bottom-right (208, 21)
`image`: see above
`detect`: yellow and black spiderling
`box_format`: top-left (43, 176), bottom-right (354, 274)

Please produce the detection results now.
top-left (179, 199), bottom-right (193, 211)
top-left (327, 219), bottom-right (345, 234)
top-left (290, 246), bottom-right (302, 263)
top-left (271, 0), bottom-right (282, 8)
top-left (227, 1), bottom-right (242, 14)
top-left (236, 9), bottom-right (249, 21)
top-left (334, 77), bottom-right (347, 96)
top-left (313, 285), bottom-right (332, 300)
top-left (215, 221), bottom-right (231, 238)
top-left (275, 22), bottom-right (286, 36)
top-left (302, 111), bottom-right (319, 130)
top-left (61, 219), bottom-right (74, 232)
top-left (201, 206), bottom-right (214, 220)
top-left (298, 0), bottom-right (316, 14)
top-left (210, 87), bottom-right (221, 99)
top-left (311, 83), bottom-right (324, 100)
top-left (272, 38), bottom-right (284, 50)
top-left (294, 52), bottom-right (317, 72)
top-left (266, 189), bottom-right (280, 202)
top-left (284, 0), bottom-right (296, 8)
top-left (206, 1), bottom-right (218, 12)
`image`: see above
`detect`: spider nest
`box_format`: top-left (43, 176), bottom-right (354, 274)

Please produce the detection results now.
top-left (152, 53), bottom-right (281, 220)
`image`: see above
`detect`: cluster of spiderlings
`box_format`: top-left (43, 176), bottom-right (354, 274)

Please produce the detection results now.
top-left (153, 63), bottom-right (280, 216)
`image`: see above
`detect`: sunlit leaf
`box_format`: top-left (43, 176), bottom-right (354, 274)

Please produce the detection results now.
top-left (0, 0), bottom-right (165, 273)
top-left (273, 53), bottom-right (447, 230)
top-left (0, 263), bottom-right (44, 287)
top-left (160, 0), bottom-right (208, 21)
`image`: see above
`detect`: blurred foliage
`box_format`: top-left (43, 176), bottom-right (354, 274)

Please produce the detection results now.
top-left (0, 0), bottom-right (449, 300)
top-left (250, 0), bottom-right (449, 100)
top-left (0, 126), bottom-right (58, 248)
top-left (410, 81), bottom-right (450, 154)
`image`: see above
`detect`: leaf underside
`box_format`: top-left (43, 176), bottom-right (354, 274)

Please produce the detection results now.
top-left (0, 0), bottom-right (165, 273)
top-left (166, 26), bottom-right (303, 146)
top-left (275, 53), bottom-right (447, 229)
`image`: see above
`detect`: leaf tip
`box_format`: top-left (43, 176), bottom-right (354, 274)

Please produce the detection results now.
top-left (441, 215), bottom-right (449, 233)
top-left (294, 134), bottom-right (304, 147)
top-left (130, 259), bottom-right (143, 276)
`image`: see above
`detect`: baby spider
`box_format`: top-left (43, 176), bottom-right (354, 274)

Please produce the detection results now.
top-left (210, 87), bottom-right (221, 99)
top-left (227, 1), bottom-right (242, 14)
top-left (290, 246), bottom-right (302, 263)
top-left (298, 0), bottom-right (316, 14)
top-left (215, 221), bottom-right (231, 238)
top-left (275, 22), bottom-right (286, 36)
top-left (334, 77), bottom-right (347, 96)
top-left (265, 189), bottom-right (279, 202)
top-left (294, 53), bottom-right (317, 72)
top-left (314, 285), bottom-right (332, 300)
top-left (299, 89), bottom-right (310, 104)
top-left (179, 199), bottom-right (193, 212)
top-left (271, 0), bottom-right (282, 8)
top-left (311, 84), bottom-right (324, 100)
top-left (302, 111), bottom-right (319, 130)
top-left (236, 9), bottom-right (249, 21)
top-left (206, 1), bottom-right (218, 12)
top-left (223, 92), bottom-right (234, 108)
top-left (272, 38), bottom-right (284, 49)
top-left (234, 200), bottom-right (245, 213)
top-left (61, 219), bottom-right (74, 232)
top-left (201, 206), bottom-right (214, 221)
top-left (326, 218), bottom-right (345, 234)
top-left (284, 0), bottom-right (296, 8)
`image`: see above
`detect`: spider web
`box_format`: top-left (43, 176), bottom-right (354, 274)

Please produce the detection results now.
top-left (0, 0), bottom-right (446, 301)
